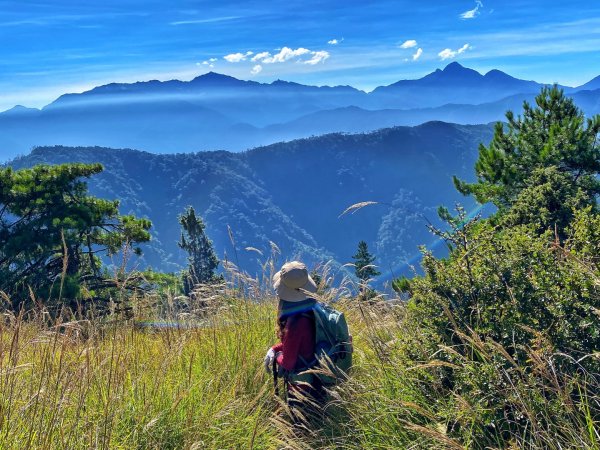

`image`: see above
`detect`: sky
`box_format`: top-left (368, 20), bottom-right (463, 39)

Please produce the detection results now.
top-left (1, 0), bottom-right (600, 112)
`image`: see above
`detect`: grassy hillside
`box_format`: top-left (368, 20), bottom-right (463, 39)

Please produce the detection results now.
top-left (1, 274), bottom-right (597, 449)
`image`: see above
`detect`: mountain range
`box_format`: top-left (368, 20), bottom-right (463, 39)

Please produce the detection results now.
top-left (7, 122), bottom-right (494, 282)
top-left (2, 62), bottom-right (599, 161)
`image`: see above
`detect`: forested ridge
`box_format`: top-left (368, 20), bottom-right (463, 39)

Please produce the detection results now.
top-left (7, 122), bottom-right (494, 276)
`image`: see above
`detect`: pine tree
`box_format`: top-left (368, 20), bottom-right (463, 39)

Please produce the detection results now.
top-left (178, 206), bottom-right (220, 294)
top-left (453, 86), bottom-right (600, 233)
top-left (0, 163), bottom-right (151, 307)
top-left (352, 240), bottom-right (380, 283)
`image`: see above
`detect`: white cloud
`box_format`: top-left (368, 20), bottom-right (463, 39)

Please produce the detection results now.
top-left (438, 43), bottom-right (471, 60)
top-left (304, 50), bottom-right (330, 65)
top-left (412, 48), bottom-right (423, 61)
top-left (438, 49), bottom-right (455, 60)
top-left (209, 58), bottom-right (217, 62)
top-left (223, 46), bottom-right (330, 68)
top-left (400, 39), bottom-right (417, 49)
top-left (460, 1), bottom-right (483, 19)
top-left (457, 43), bottom-right (470, 54)
top-left (223, 52), bottom-right (248, 62)
top-left (262, 47), bottom-right (310, 63)
top-left (199, 60), bottom-right (214, 68)
top-left (328, 39), bottom-right (339, 45)
top-left (251, 51), bottom-right (271, 61)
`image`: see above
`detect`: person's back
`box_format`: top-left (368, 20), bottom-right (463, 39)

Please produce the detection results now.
top-left (264, 261), bottom-right (324, 422)
top-left (272, 313), bottom-right (315, 373)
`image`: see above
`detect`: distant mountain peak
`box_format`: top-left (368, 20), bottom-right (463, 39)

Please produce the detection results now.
top-left (484, 68), bottom-right (516, 80)
top-left (197, 71), bottom-right (231, 79)
top-left (1, 104), bottom-right (40, 116)
top-left (8, 105), bottom-right (34, 112)
top-left (406, 61), bottom-right (482, 85)
top-left (271, 79), bottom-right (302, 86)
top-left (443, 61), bottom-right (467, 72)
top-left (440, 62), bottom-right (481, 77)
top-left (190, 71), bottom-right (254, 86)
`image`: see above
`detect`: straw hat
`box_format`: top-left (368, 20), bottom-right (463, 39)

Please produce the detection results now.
top-left (273, 261), bottom-right (317, 302)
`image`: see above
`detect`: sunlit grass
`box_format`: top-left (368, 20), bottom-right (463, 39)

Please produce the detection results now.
top-left (0, 292), bottom-right (597, 449)
top-left (0, 301), bottom-right (279, 449)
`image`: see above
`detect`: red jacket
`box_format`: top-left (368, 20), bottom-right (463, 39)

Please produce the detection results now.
top-left (272, 313), bottom-right (315, 372)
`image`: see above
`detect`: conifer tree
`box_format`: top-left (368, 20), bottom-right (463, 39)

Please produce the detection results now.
top-left (352, 240), bottom-right (380, 283)
top-left (453, 86), bottom-right (600, 233)
top-left (0, 163), bottom-right (151, 307)
top-left (178, 206), bottom-right (220, 294)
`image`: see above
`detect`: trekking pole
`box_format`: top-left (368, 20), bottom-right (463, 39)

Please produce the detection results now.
top-left (272, 357), bottom-right (279, 397)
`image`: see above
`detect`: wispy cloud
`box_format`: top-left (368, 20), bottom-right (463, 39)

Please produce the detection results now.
top-left (170, 16), bottom-right (241, 26)
top-left (250, 64), bottom-right (262, 75)
top-left (305, 50), bottom-right (330, 65)
top-left (223, 51), bottom-right (253, 62)
top-left (438, 43), bottom-right (471, 60)
top-left (0, 12), bottom-right (149, 28)
top-left (460, 18), bottom-right (600, 60)
top-left (412, 48), bottom-right (423, 61)
top-left (328, 38), bottom-right (343, 45)
top-left (399, 39), bottom-right (417, 49)
top-left (460, 1), bottom-right (483, 20)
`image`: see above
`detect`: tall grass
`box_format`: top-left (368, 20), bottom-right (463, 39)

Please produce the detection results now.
top-left (0, 300), bottom-right (278, 449)
top-left (0, 260), bottom-right (597, 449)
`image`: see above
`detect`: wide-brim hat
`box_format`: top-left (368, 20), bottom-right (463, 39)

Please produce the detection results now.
top-left (273, 261), bottom-right (317, 302)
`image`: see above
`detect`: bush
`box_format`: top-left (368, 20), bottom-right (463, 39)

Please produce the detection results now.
top-left (387, 207), bottom-right (599, 446)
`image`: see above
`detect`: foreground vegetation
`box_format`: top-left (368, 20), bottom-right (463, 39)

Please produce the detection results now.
top-left (0, 297), bottom-right (276, 449)
top-left (0, 273), bottom-right (597, 449)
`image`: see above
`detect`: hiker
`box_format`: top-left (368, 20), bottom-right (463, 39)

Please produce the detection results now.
top-left (264, 261), bottom-right (325, 412)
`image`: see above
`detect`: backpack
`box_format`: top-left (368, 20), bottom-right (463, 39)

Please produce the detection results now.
top-left (292, 302), bottom-right (353, 385)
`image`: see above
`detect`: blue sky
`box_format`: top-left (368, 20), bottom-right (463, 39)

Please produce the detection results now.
top-left (1, 0), bottom-right (600, 112)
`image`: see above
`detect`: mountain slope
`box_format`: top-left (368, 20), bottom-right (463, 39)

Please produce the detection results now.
top-left (576, 74), bottom-right (600, 92)
top-left (253, 88), bottom-right (600, 143)
top-left (7, 122), bottom-right (494, 279)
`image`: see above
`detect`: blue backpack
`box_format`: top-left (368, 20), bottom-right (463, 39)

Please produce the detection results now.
top-left (292, 302), bottom-right (353, 385)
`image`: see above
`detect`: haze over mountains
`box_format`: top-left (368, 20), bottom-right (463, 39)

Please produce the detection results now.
top-left (2, 62), bottom-right (600, 161)
top-left (5, 62), bottom-right (599, 279)
top-left (8, 123), bottom-right (493, 280)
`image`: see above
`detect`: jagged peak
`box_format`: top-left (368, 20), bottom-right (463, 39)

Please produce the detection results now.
top-left (271, 79), bottom-right (303, 86)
